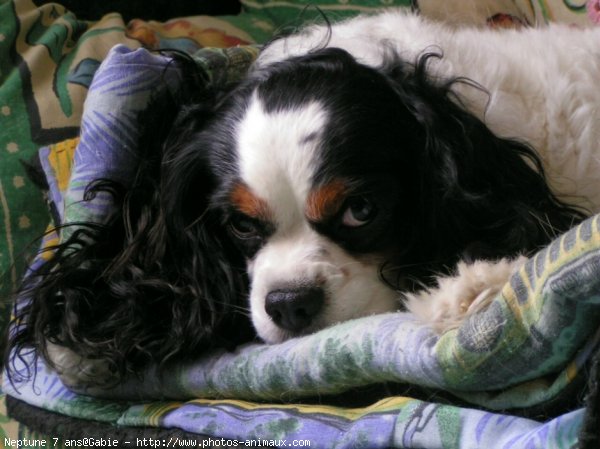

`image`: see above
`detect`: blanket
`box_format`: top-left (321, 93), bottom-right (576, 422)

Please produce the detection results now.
top-left (2, 1), bottom-right (600, 448)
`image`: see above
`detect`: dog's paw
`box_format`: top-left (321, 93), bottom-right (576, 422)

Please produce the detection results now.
top-left (46, 341), bottom-right (118, 390)
top-left (405, 256), bottom-right (526, 334)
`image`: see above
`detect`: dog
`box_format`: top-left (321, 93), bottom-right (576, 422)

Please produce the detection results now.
top-left (10, 9), bottom-right (598, 388)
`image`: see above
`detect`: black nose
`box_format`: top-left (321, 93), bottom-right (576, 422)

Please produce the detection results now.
top-left (265, 286), bottom-right (325, 333)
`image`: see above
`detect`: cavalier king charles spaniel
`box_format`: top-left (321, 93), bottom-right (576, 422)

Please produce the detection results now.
top-left (11, 10), bottom-right (600, 387)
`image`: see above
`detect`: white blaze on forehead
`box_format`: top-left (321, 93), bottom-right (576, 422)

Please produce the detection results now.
top-left (235, 93), bottom-right (328, 228)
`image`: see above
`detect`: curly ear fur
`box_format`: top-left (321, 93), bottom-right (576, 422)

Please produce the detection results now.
top-left (379, 51), bottom-right (587, 286)
top-left (8, 56), bottom-right (254, 384)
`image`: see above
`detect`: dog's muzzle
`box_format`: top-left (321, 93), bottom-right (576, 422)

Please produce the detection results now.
top-left (265, 286), bottom-right (325, 333)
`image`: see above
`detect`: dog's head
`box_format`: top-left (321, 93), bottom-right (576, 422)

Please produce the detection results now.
top-left (211, 51), bottom-right (410, 342)
top-left (166, 47), bottom-right (583, 343)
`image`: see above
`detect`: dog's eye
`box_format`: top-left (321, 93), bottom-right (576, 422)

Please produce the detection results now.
top-left (341, 197), bottom-right (376, 227)
top-left (229, 215), bottom-right (260, 239)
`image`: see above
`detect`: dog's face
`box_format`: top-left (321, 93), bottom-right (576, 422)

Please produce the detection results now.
top-left (176, 48), bottom-right (581, 345)
top-left (204, 51), bottom-right (419, 343)
top-left (221, 97), bottom-right (401, 343)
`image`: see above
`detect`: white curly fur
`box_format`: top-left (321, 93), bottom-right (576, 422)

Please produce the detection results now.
top-left (404, 256), bottom-right (527, 333)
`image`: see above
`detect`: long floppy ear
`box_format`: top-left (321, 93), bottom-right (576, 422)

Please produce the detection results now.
top-left (382, 52), bottom-right (586, 272)
top-left (8, 56), bottom-right (253, 384)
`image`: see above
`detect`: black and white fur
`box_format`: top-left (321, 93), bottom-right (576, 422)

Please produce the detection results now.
top-left (10, 10), bottom-right (598, 386)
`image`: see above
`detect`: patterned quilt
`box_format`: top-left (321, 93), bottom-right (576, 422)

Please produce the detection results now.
top-left (2, 0), bottom-right (600, 448)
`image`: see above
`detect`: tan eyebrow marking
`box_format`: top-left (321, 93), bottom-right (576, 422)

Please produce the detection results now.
top-left (306, 179), bottom-right (349, 222)
top-left (230, 183), bottom-right (272, 220)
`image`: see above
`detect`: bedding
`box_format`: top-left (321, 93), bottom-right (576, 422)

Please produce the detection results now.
top-left (1, 0), bottom-right (600, 448)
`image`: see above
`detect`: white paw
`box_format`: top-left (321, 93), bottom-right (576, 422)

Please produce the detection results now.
top-left (405, 256), bottom-right (527, 334)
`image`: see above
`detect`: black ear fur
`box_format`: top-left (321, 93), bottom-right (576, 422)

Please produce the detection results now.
top-left (381, 52), bottom-right (587, 283)
top-left (8, 55), bottom-right (253, 384)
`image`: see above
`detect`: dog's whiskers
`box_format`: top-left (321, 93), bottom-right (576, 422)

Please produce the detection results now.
top-left (529, 211), bottom-right (562, 242)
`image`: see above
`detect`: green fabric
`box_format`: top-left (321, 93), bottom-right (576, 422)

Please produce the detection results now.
top-left (0, 0), bottom-right (49, 309)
